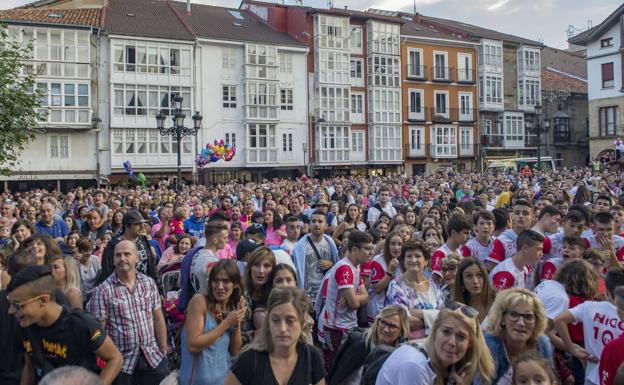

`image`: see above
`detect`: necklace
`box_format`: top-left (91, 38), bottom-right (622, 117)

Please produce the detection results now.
top-left (404, 274), bottom-right (427, 288)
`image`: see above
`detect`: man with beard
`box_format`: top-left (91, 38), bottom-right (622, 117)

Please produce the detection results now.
top-left (88, 240), bottom-right (169, 384)
top-left (184, 205), bottom-right (205, 239)
top-left (292, 211), bottom-right (339, 305)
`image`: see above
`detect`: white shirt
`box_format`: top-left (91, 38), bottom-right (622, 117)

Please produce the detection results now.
top-left (461, 237), bottom-right (493, 262)
top-left (534, 280), bottom-right (568, 319)
top-left (375, 344), bottom-right (436, 385)
top-left (489, 257), bottom-right (532, 290)
top-left (569, 301), bottom-right (624, 385)
top-left (367, 202), bottom-right (397, 224)
top-left (320, 257), bottom-right (363, 331)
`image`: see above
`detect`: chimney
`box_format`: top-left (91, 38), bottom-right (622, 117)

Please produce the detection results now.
top-left (414, 12), bottom-right (422, 23)
top-left (344, 5), bottom-right (347, 10)
top-left (186, 0), bottom-right (191, 15)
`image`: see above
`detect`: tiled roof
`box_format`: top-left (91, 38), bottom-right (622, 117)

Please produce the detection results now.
top-left (105, 0), bottom-right (194, 41)
top-left (568, 26), bottom-right (599, 45)
top-left (423, 15), bottom-right (542, 46)
top-left (542, 67), bottom-right (587, 94)
top-left (170, 2), bottom-right (304, 47)
top-left (0, 8), bottom-right (101, 27)
top-left (400, 17), bottom-right (475, 43)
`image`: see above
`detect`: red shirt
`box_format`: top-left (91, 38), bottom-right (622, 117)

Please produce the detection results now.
top-left (600, 334), bottom-right (624, 385)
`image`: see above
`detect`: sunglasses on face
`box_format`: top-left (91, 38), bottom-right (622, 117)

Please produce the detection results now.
top-left (378, 318), bottom-right (400, 332)
top-left (445, 301), bottom-right (479, 318)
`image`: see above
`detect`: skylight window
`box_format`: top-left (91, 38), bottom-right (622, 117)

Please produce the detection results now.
top-left (228, 10), bottom-right (245, 20)
top-left (47, 12), bottom-right (63, 18)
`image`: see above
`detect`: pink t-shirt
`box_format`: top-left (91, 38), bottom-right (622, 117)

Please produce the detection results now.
top-left (265, 225), bottom-right (286, 246)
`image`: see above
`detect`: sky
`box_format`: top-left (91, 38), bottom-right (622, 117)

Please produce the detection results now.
top-left (1, 0), bottom-right (620, 49)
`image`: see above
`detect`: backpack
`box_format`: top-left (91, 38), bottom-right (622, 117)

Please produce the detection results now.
top-left (360, 341), bottom-right (426, 385)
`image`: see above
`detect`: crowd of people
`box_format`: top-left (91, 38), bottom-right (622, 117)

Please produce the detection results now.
top-left (2, 166), bottom-right (624, 385)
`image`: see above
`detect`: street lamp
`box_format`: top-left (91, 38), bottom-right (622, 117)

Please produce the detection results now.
top-left (526, 103), bottom-right (550, 171)
top-left (156, 94), bottom-right (202, 191)
top-left (91, 116), bottom-right (102, 188)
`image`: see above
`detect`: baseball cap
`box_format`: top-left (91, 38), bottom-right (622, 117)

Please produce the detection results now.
top-left (122, 210), bottom-right (148, 226)
top-left (245, 223), bottom-right (266, 237)
top-left (236, 239), bottom-right (262, 260)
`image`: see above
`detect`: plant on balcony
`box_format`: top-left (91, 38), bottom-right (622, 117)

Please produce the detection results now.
top-left (0, 25), bottom-right (43, 174)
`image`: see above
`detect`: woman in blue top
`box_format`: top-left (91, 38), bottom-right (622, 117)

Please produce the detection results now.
top-left (179, 259), bottom-right (247, 385)
top-left (482, 288), bottom-right (553, 385)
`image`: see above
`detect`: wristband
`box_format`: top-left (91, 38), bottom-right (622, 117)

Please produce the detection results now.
top-left (385, 271), bottom-right (393, 277)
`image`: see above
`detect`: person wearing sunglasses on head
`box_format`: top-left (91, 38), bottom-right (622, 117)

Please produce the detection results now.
top-left (376, 302), bottom-right (495, 385)
top-left (481, 288), bottom-right (552, 385)
top-left (6, 264), bottom-right (123, 385)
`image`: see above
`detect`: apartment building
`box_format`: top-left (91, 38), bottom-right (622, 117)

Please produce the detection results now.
top-left (0, 8), bottom-right (101, 191)
top-left (423, 16), bottom-right (544, 165)
top-left (569, 3), bottom-right (624, 162)
top-left (396, 12), bottom-right (478, 175)
top-left (241, 1), bottom-right (404, 176)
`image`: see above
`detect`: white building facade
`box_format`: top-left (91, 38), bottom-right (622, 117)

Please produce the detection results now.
top-left (2, 18), bottom-right (99, 191)
top-left (569, 5), bottom-right (624, 160)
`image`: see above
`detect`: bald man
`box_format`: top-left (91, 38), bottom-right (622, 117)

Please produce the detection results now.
top-left (87, 240), bottom-right (170, 385)
top-left (34, 202), bottom-right (69, 242)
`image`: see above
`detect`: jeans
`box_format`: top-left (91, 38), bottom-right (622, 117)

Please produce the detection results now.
top-left (114, 354), bottom-right (170, 385)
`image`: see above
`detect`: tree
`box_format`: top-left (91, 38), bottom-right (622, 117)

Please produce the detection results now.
top-left (0, 24), bottom-right (43, 174)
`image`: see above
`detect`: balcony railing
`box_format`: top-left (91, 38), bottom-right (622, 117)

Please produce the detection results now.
top-left (431, 66), bottom-right (452, 82)
top-left (459, 143), bottom-right (477, 157)
top-left (404, 143), bottom-right (426, 158)
top-left (425, 108), bottom-right (477, 123)
top-left (246, 149), bottom-right (278, 164)
top-left (405, 64), bottom-right (425, 80)
top-left (455, 68), bottom-right (476, 83)
top-left (315, 149), bottom-right (350, 163)
top-left (404, 65), bottom-right (476, 84)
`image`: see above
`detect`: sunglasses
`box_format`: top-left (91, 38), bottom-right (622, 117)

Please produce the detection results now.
top-left (378, 318), bottom-right (400, 332)
top-left (9, 294), bottom-right (48, 312)
top-left (445, 302), bottom-right (479, 319)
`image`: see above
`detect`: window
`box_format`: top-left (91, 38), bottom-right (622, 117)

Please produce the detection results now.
top-left (350, 59), bottom-right (363, 79)
top-left (407, 49), bottom-right (423, 78)
top-left (113, 41), bottom-right (191, 75)
top-left (319, 86), bottom-right (350, 122)
top-left (319, 51), bottom-right (350, 84)
top-left (601, 38), bottom-right (614, 48)
top-left (602, 63), bottom-right (614, 88)
top-left (483, 119), bottom-right (492, 135)
top-left (279, 53), bottom-right (293, 73)
top-left (222, 86), bottom-right (237, 108)
top-left (408, 126), bottom-right (424, 152)
top-left (431, 126), bottom-right (456, 157)
top-left (49, 135), bottom-right (69, 159)
top-left (370, 88), bottom-right (400, 123)
top-left (222, 47), bottom-right (236, 69)
top-left (350, 26), bottom-right (362, 53)
top-left (246, 82), bottom-right (278, 119)
top-left (368, 55), bottom-right (400, 87)
top-left (519, 79), bottom-right (540, 106)
top-left (280, 89), bottom-right (293, 110)
top-left (457, 53), bottom-right (472, 82)
top-left (369, 22), bottom-right (400, 55)
top-left (351, 131), bottom-right (364, 152)
top-left (113, 84), bottom-right (191, 118)
top-left (481, 74), bottom-right (503, 104)
top-left (248, 124), bottom-right (277, 162)
top-left (408, 89), bottom-right (423, 120)
top-left (316, 14), bottom-right (350, 49)
top-left (371, 125), bottom-right (402, 161)
top-left (246, 44), bottom-right (277, 66)
top-left (351, 93), bottom-right (364, 114)
top-left (460, 128), bottom-right (473, 153)
top-left (504, 114), bottom-right (524, 142)
top-left (317, 125), bottom-right (350, 162)
top-left (434, 52), bottom-right (448, 79)
top-left (37, 82), bottom-right (90, 124)
top-left (459, 93), bottom-right (473, 119)
top-left (225, 133), bottom-right (236, 148)
top-left (553, 117), bottom-right (570, 141)
top-left (481, 43), bottom-right (502, 67)
top-left (282, 133), bottom-right (293, 152)
top-left (112, 128), bottom-right (191, 158)
top-left (599, 106), bottom-right (618, 136)
top-left (434, 91), bottom-right (448, 115)
top-left (522, 49), bottom-right (540, 72)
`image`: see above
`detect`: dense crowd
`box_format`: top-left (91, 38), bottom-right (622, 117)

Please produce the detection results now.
top-left (3, 166), bottom-right (624, 385)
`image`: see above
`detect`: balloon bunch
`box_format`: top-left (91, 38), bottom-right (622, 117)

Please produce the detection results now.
top-left (196, 139), bottom-right (236, 168)
top-left (123, 160), bottom-right (146, 187)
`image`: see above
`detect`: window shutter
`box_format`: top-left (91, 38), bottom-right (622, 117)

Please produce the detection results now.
top-left (602, 62), bottom-right (614, 81)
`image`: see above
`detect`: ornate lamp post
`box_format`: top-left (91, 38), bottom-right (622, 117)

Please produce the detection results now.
top-left (156, 94), bottom-right (202, 191)
top-left (526, 103), bottom-right (550, 171)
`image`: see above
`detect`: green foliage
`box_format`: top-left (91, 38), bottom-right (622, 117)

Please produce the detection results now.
top-left (0, 24), bottom-right (43, 174)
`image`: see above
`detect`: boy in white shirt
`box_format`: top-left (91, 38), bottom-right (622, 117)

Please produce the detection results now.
top-left (554, 268), bottom-right (624, 385)
top-left (489, 229), bottom-right (544, 290)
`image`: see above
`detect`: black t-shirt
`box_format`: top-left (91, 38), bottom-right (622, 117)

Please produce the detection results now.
top-left (20, 306), bottom-right (107, 381)
top-left (232, 343), bottom-right (326, 385)
top-left (0, 290), bottom-right (23, 385)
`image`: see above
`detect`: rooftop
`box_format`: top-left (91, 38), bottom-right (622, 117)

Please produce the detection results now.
top-left (0, 8), bottom-right (101, 27)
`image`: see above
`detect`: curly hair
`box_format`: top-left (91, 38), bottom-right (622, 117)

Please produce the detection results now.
top-left (398, 239), bottom-right (430, 272)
